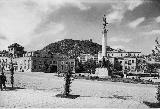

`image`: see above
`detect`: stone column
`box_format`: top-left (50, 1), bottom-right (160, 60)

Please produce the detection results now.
top-left (102, 29), bottom-right (107, 57)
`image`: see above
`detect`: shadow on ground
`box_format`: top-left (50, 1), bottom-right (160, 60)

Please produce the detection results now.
top-left (56, 94), bottom-right (80, 99)
top-left (143, 101), bottom-right (160, 108)
top-left (3, 86), bottom-right (25, 91)
top-left (100, 95), bottom-right (132, 100)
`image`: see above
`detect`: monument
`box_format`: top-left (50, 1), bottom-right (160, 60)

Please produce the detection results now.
top-left (95, 14), bottom-right (109, 78)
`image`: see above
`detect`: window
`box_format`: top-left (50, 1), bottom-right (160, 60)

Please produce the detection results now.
top-left (121, 54), bottom-right (122, 56)
top-left (34, 66), bottom-right (36, 69)
top-left (125, 61), bottom-right (127, 64)
top-left (71, 62), bottom-right (74, 65)
top-left (70, 67), bottom-right (73, 70)
top-left (34, 60), bottom-right (36, 63)
top-left (39, 60), bottom-right (41, 64)
top-left (28, 63), bottom-right (30, 69)
top-left (24, 60), bottom-right (26, 64)
top-left (128, 66), bottom-right (130, 70)
top-left (128, 60), bottom-right (131, 65)
top-left (125, 66), bottom-right (127, 69)
top-left (53, 61), bottom-right (57, 64)
top-left (61, 65), bottom-right (64, 70)
top-left (132, 60), bottom-right (134, 63)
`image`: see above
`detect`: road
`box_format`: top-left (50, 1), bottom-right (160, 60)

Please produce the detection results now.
top-left (0, 72), bottom-right (157, 108)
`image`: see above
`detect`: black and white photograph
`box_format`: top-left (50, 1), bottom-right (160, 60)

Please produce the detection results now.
top-left (0, 0), bottom-right (160, 108)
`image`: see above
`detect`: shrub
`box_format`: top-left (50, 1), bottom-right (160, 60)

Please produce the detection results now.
top-left (64, 68), bottom-right (72, 96)
top-left (157, 84), bottom-right (160, 103)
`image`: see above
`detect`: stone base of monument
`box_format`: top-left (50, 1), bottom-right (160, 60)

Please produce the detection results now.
top-left (94, 68), bottom-right (109, 78)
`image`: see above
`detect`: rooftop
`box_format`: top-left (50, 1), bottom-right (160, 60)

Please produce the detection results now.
top-left (8, 43), bottom-right (24, 48)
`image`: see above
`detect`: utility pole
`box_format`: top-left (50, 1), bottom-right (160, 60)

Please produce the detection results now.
top-left (9, 54), bottom-right (14, 88)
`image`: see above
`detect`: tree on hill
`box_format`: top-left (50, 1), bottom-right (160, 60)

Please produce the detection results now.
top-left (39, 39), bottom-right (114, 58)
top-left (153, 37), bottom-right (160, 61)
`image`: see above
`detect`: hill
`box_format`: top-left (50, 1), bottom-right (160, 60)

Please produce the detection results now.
top-left (39, 39), bottom-right (114, 58)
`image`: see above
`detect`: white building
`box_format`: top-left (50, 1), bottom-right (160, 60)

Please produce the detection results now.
top-left (98, 51), bottom-right (141, 62)
top-left (0, 43), bottom-right (76, 73)
top-left (97, 50), bottom-right (141, 72)
top-left (77, 54), bottom-right (98, 63)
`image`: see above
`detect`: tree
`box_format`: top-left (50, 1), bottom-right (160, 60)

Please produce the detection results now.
top-left (83, 59), bottom-right (96, 74)
top-left (112, 58), bottom-right (123, 78)
top-left (43, 61), bottom-right (49, 73)
top-left (56, 64), bottom-right (75, 98)
top-left (64, 65), bottom-right (72, 96)
top-left (157, 84), bottom-right (160, 104)
top-left (75, 60), bottom-right (84, 73)
top-left (153, 37), bottom-right (160, 61)
top-left (114, 58), bottom-right (123, 71)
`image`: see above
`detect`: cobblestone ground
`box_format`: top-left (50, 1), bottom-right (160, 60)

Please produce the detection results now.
top-left (0, 72), bottom-right (157, 108)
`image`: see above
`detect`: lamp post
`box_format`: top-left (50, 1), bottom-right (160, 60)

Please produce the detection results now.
top-left (1, 60), bottom-right (5, 74)
top-left (9, 53), bottom-right (14, 88)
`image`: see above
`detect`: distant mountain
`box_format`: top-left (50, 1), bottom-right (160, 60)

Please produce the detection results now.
top-left (39, 39), bottom-right (114, 58)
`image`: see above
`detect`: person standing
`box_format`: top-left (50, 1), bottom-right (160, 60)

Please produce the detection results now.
top-left (0, 74), bottom-right (2, 91)
top-left (10, 65), bottom-right (14, 88)
top-left (0, 73), bottom-right (6, 91)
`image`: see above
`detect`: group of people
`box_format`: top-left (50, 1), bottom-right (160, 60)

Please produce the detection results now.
top-left (0, 65), bottom-right (14, 90)
top-left (0, 73), bottom-right (7, 91)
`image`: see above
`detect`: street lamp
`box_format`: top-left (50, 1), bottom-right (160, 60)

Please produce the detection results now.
top-left (9, 53), bottom-right (14, 88)
top-left (1, 60), bottom-right (5, 75)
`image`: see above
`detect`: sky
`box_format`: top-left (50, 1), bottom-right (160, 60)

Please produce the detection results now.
top-left (0, 0), bottom-right (159, 54)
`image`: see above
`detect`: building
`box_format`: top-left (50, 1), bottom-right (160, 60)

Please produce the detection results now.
top-left (77, 54), bottom-right (98, 63)
top-left (8, 43), bottom-right (26, 58)
top-left (57, 59), bottom-right (75, 74)
top-left (0, 57), bottom-right (11, 71)
top-left (14, 52), bottom-right (75, 73)
top-left (0, 43), bottom-right (76, 73)
top-left (98, 50), bottom-right (141, 62)
top-left (98, 50), bottom-right (141, 72)
top-left (118, 57), bottom-right (137, 72)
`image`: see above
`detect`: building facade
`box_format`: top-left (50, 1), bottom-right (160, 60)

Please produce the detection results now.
top-left (98, 50), bottom-right (141, 72)
top-left (98, 51), bottom-right (141, 62)
top-left (0, 43), bottom-right (76, 73)
top-left (77, 54), bottom-right (98, 63)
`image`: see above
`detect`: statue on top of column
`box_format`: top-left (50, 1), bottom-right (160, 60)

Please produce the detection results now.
top-left (103, 14), bottom-right (108, 31)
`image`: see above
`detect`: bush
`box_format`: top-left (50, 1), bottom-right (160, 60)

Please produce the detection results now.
top-left (64, 68), bottom-right (72, 96)
top-left (157, 84), bottom-right (160, 103)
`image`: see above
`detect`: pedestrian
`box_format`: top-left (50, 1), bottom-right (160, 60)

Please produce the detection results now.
top-left (0, 74), bottom-right (2, 91)
top-left (1, 73), bottom-right (6, 90)
top-left (10, 65), bottom-right (14, 88)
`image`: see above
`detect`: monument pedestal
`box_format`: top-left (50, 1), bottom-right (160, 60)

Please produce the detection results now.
top-left (95, 68), bottom-right (109, 78)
